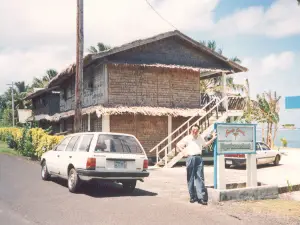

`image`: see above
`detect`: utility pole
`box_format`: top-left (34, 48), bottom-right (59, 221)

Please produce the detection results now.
top-left (6, 82), bottom-right (15, 127)
top-left (74, 0), bottom-right (84, 132)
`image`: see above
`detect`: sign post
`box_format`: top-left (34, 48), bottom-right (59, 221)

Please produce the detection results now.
top-left (214, 123), bottom-right (257, 189)
top-left (285, 96), bottom-right (300, 109)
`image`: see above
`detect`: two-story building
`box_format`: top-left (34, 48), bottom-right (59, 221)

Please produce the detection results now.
top-left (26, 30), bottom-right (248, 161)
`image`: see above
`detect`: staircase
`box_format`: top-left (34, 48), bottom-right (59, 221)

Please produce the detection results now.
top-left (149, 96), bottom-right (243, 168)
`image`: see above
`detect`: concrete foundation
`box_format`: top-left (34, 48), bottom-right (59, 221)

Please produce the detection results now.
top-left (207, 183), bottom-right (279, 202)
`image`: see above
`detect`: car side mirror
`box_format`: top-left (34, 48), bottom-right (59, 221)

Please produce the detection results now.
top-left (53, 145), bottom-right (58, 151)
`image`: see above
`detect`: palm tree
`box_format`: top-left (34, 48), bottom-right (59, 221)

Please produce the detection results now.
top-left (14, 82), bottom-right (31, 109)
top-left (265, 91), bottom-right (281, 146)
top-left (31, 69), bottom-right (58, 89)
top-left (199, 40), bottom-right (244, 95)
top-left (200, 40), bottom-right (242, 64)
top-left (88, 42), bottom-right (111, 54)
top-left (42, 69), bottom-right (58, 82)
top-left (253, 92), bottom-right (280, 147)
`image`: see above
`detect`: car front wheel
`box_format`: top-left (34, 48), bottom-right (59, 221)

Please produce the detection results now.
top-left (122, 180), bottom-right (137, 193)
top-left (41, 161), bottom-right (51, 181)
top-left (68, 168), bottom-right (81, 193)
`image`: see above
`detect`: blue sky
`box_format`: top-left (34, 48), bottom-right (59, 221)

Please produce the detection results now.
top-left (188, 0), bottom-right (300, 127)
top-left (0, 0), bottom-right (299, 126)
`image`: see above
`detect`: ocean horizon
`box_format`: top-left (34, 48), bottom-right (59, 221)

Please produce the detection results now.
top-left (256, 128), bottom-right (300, 148)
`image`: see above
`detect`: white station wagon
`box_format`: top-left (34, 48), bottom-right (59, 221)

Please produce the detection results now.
top-left (40, 132), bottom-right (149, 193)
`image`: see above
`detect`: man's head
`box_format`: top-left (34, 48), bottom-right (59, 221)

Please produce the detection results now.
top-left (191, 125), bottom-right (200, 138)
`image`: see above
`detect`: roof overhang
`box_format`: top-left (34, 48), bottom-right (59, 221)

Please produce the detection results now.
top-left (48, 30), bottom-right (248, 87)
top-left (25, 86), bottom-right (60, 100)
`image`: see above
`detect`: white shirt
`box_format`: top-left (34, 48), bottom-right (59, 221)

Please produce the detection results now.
top-left (176, 134), bottom-right (206, 156)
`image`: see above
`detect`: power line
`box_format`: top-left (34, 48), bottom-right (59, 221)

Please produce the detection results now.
top-left (144, 0), bottom-right (178, 30)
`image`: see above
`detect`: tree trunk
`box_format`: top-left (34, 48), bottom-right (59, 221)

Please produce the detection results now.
top-left (267, 123), bottom-right (272, 146)
top-left (261, 123), bottom-right (265, 142)
top-left (273, 123), bottom-right (278, 147)
top-left (269, 123), bottom-right (273, 147)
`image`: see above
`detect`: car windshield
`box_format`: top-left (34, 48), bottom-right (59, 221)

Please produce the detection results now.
top-left (94, 134), bottom-right (144, 154)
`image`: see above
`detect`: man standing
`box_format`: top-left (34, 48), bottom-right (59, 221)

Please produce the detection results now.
top-left (176, 124), bottom-right (217, 205)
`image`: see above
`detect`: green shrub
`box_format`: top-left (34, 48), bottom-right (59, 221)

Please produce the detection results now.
top-left (280, 137), bottom-right (288, 147)
top-left (0, 127), bottom-right (64, 159)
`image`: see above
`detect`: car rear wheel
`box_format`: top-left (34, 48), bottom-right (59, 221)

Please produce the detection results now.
top-left (274, 155), bottom-right (280, 166)
top-left (122, 180), bottom-right (136, 193)
top-left (41, 161), bottom-right (51, 181)
top-left (68, 168), bottom-right (81, 193)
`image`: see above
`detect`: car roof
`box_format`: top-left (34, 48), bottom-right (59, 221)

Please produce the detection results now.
top-left (64, 132), bottom-right (136, 138)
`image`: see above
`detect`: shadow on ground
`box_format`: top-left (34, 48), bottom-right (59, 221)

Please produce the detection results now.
top-left (50, 177), bottom-right (158, 198)
top-left (227, 163), bottom-right (283, 170)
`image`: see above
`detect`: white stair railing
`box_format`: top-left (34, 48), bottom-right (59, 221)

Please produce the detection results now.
top-left (149, 96), bottom-right (229, 167)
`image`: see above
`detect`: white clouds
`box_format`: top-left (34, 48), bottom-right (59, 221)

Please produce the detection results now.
top-left (0, 0), bottom-right (218, 48)
top-left (234, 51), bottom-right (300, 126)
top-left (214, 0), bottom-right (300, 38)
top-left (233, 51), bottom-right (296, 99)
top-left (261, 52), bottom-right (295, 75)
top-left (0, 46), bottom-right (73, 91)
top-left (0, 0), bottom-right (299, 94)
top-left (0, 0), bottom-right (219, 93)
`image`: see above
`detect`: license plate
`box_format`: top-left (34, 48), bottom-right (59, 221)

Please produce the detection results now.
top-left (114, 161), bottom-right (127, 169)
top-left (226, 160), bottom-right (232, 165)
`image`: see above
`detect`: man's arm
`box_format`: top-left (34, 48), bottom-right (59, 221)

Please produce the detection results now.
top-left (201, 132), bottom-right (217, 147)
top-left (176, 136), bottom-right (188, 152)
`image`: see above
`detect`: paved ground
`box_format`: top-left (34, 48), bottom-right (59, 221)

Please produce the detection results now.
top-left (0, 153), bottom-right (299, 225)
top-left (144, 148), bottom-right (300, 197)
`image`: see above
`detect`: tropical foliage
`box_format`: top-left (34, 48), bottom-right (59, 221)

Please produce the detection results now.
top-left (243, 91), bottom-right (281, 147)
top-left (31, 69), bottom-right (58, 89)
top-left (0, 69), bottom-right (58, 126)
top-left (199, 40), bottom-right (245, 94)
top-left (0, 127), bottom-right (64, 159)
top-left (88, 42), bottom-right (111, 54)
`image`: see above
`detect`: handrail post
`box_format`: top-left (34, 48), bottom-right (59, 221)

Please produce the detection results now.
top-left (165, 147), bottom-right (167, 168)
top-left (216, 103), bottom-right (219, 119)
top-left (156, 147), bottom-right (159, 165)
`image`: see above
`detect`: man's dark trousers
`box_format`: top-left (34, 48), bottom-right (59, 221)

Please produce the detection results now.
top-left (186, 155), bottom-right (205, 200)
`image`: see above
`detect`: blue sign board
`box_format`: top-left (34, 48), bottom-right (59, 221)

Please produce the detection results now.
top-left (285, 96), bottom-right (300, 109)
top-left (213, 123), bottom-right (257, 189)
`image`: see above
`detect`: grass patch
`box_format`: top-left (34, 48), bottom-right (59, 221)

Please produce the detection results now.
top-left (229, 199), bottom-right (300, 218)
top-left (0, 141), bottom-right (19, 156)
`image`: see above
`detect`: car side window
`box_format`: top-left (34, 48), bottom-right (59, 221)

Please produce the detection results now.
top-left (260, 143), bottom-right (270, 150)
top-left (66, 136), bottom-right (80, 152)
top-left (78, 134), bottom-right (94, 152)
top-left (56, 137), bottom-right (71, 151)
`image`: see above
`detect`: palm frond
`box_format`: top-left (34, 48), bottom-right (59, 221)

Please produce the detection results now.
top-left (88, 46), bottom-right (98, 54)
top-left (207, 40), bottom-right (216, 51)
top-left (230, 57), bottom-right (242, 64)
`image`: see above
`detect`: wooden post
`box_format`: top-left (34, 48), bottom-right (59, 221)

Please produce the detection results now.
top-left (88, 113), bottom-right (91, 131)
top-left (74, 0), bottom-right (84, 133)
top-left (168, 116), bottom-right (172, 153)
top-left (222, 72), bottom-right (228, 111)
top-left (102, 115), bottom-right (110, 132)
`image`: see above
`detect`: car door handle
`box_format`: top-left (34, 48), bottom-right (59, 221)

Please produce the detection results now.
top-left (57, 155), bottom-right (60, 157)
top-left (69, 156), bottom-right (72, 158)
